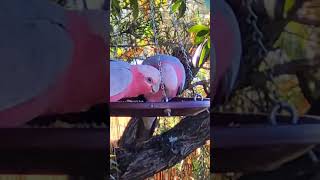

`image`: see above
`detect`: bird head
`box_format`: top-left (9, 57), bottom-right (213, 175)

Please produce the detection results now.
top-left (136, 65), bottom-right (161, 94)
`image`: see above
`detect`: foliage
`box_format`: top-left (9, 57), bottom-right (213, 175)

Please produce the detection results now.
top-left (221, 2), bottom-right (320, 117)
top-left (110, 0), bottom-right (210, 64)
top-left (189, 24), bottom-right (210, 67)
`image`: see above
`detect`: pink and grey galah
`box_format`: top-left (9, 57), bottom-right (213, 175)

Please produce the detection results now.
top-left (0, 0), bottom-right (107, 127)
top-left (212, 0), bottom-right (242, 106)
top-left (142, 54), bottom-right (186, 102)
top-left (110, 60), bottom-right (161, 102)
top-left (141, 55), bottom-right (186, 131)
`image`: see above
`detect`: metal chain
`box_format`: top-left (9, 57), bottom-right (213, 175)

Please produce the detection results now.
top-left (245, 0), bottom-right (298, 121)
top-left (245, 0), bottom-right (280, 103)
top-left (168, 0), bottom-right (194, 79)
top-left (149, 0), bottom-right (169, 102)
top-left (167, 0), bottom-right (202, 100)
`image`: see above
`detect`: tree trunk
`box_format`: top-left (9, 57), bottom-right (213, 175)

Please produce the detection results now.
top-left (116, 111), bottom-right (210, 179)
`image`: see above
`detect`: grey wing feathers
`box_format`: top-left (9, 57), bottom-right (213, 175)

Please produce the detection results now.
top-left (110, 61), bottom-right (133, 96)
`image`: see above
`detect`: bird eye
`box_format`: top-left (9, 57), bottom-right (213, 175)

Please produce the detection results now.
top-left (146, 77), bottom-right (153, 83)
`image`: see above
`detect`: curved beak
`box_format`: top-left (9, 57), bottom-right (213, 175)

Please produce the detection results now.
top-left (152, 81), bottom-right (161, 93)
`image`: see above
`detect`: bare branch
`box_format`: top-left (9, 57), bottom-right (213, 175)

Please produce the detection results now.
top-left (289, 14), bottom-right (320, 27)
top-left (238, 57), bottom-right (320, 90)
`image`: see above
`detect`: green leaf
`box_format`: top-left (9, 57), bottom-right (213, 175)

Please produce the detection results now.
top-left (188, 24), bottom-right (209, 33)
top-left (198, 40), bottom-right (209, 67)
top-left (178, 0), bottom-right (186, 18)
top-left (274, 22), bottom-right (309, 59)
top-left (195, 35), bottom-right (206, 45)
top-left (197, 29), bottom-right (209, 37)
top-left (284, 22), bottom-right (309, 38)
top-left (284, 0), bottom-right (296, 17)
top-left (111, 0), bottom-right (121, 18)
top-left (129, 0), bottom-right (139, 20)
top-left (172, 0), bottom-right (182, 13)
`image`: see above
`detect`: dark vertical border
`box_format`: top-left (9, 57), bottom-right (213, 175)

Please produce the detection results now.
top-left (105, 0), bottom-right (111, 178)
top-left (210, 0), bottom-right (215, 174)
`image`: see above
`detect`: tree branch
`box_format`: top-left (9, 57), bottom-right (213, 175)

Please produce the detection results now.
top-left (116, 111), bottom-right (210, 179)
top-left (266, 58), bottom-right (320, 76)
top-left (289, 15), bottom-right (320, 27)
top-left (237, 57), bottom-right (320, 90)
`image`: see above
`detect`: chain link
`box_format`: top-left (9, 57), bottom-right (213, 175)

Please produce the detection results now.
top-left (168, 1), bottom-right (194, 80)
top-left (245, 0), bottom-right (282, 104)
top-left (167, 0), bottom-right (202, 100)
top-left (149, 0), bottom-right (168, 102)
top-left (245, 0), bottom-right (299, 121)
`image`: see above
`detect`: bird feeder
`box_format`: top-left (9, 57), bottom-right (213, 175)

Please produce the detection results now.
top-left (110, 97), bottom-right (210, 117)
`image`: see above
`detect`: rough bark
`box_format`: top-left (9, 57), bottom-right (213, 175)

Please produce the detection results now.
top-left (116, 111), bottom-right (210, 180)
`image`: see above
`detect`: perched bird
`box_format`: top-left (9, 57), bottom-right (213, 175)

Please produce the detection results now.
top-left (138, 55), bottom-right (186, 139)
top-left (142, 54), bottom-right (186, 102)
top-left (110, 60), bottom-right (161, 102)
top-left (0, 0), bottom-right (107, 127)
top-left (212, 0), bottom-right (242, 106)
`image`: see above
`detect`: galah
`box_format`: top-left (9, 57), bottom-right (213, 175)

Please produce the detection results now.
top-left (142, 54), bottom-right (186, 102)
top-left (110, 60), bottom-right (161, 102)
top-left (212, 0), bottom-right (242, 106)
top-left (0, 0), bottom-right (107, 127)
top-left (140, 55), bottom-right (186, 134)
